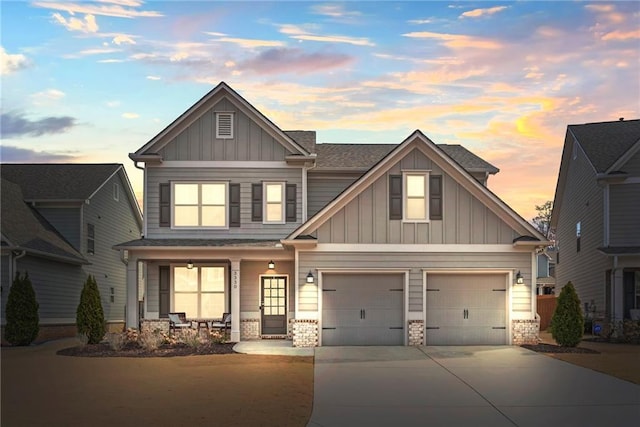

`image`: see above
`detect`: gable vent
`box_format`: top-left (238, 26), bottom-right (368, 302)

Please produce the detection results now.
top-left (216, 113), bottom-right (234, 139)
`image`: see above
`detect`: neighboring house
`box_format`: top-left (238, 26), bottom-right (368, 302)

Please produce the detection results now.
top-left (550, 119), bottom-right (640, 322)
top-left (115, 82), bottom-right (548, 347)
top-left (536, 252), bottom-right (556, 295)
top-left (1, 164), bottom-right (143, 341)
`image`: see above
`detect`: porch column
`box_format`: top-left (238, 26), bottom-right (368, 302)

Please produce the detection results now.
top-left (613, 268), bottom-right (624, 321)
top-left (230, 258), bottom-right (241, 342)
top-left (126, 255), bottom-right (139, 329)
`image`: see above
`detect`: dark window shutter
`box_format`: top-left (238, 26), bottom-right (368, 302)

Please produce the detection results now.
top-left (159, 266), bottom-right (170, 318)
top-left (429, 175), bottom-right (443, 220)
top-left (286, 184), bottom-right (297, 222)
top-left (389, 175), bottom-right (402, 220)
top-left (251, 183), bottom-right (263, 221)
top-left (229, 183), bottom-right (241, 227)
top-left (159, 183), bottom-right (171, 227)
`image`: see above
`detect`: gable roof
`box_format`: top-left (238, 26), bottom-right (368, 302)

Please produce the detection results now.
top-left (569, 119), bottom-right (640, 173)
top-left (131, 82), bottom-right (310, 161)
top-left (286, 130), bottom-right (545, 242)
top-left (1, 163), bottom-right (123, 201)
top-left (551, 119), bottom-right (640, 228)
top-left (285, 131), bottom-right (316, 153)
top-left (312, 143), bottom-right (499, 174)
top-left (1, 178), bottom-right (87, 264)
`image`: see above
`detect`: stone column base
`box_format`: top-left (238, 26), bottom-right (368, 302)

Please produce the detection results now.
top-left (512, 318), bottom-right (540, 345)
top-left (240, 318), bottom-right (260, 340)
top-left (291, 319), bottom-right (318, 347)
top-left (408, 320), bottom-right (424, 345)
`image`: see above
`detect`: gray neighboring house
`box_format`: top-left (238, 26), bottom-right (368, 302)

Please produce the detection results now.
top-left (1, 164), bottom-right (143, 341)
top-left (550, 119), bottom-right (640, 322)
top-left (116, 82), bottom-right (548, 347)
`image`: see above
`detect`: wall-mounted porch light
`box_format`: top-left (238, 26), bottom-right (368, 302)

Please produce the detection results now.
top-left (306, 271), bottom-right (315, 283)
top-left (516, 271), bottom-right (524, 284)
top-left (187, 260), bottom-right (194, 270)
top-left (268, 260), bottom-right (275, 270)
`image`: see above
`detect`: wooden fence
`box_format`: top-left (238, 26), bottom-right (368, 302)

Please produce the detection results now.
top-left (537, 295), bottom-right (557, 331)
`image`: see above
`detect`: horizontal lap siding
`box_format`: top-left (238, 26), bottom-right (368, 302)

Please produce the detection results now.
top-left (298, 251), bottom-right (531, 312)
top-left (159, 99), bottom-right (288, 162)
top-left (36, 207), bottom-right (81, 250)
top-left (610, 183), bottom-right (640, 246)
top-left (146, 167), bottom-right (302, 239)
top-left (240, 261), bottom-right (295, 313)
top-left (316, 148), bottom-right (519, 245)
top-left (307, 175), bottom-right (359, 218)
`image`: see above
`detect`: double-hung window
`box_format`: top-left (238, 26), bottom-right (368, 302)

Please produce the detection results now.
top-left (404, 172), bottom-right (428, 221)
top-left (173, 182), bottom-right (228, 228)
top-left (263, 182), bottom-right (285, 224)
top-left (173, 265), bottom-right (226, 318)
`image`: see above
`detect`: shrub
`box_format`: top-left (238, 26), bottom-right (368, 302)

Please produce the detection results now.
top-left (106, 332), bottom-right (125, 351)
top-left (76, 275), bottom-right (106, 344)
top-left (4, 272), bottom-right (40, 346)
top-left (550, 281), bottom-right (584, 347)
top-left (179, 328), bottom-right (202, 348)
top-left (208, 330), bottom-right (226, 344)
top-left (138, 330), bottom-right (163, 351)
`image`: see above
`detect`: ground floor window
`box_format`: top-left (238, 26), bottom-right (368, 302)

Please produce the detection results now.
top-left (173, 265), bottom-right (226, 318)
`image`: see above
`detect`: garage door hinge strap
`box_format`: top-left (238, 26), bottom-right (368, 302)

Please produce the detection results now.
top-left (492, 327), bottom-right (506, 329)
top-left (389, 327), bottom-right (403, 330)
top-left (323, 289), bottom-right (336, 292)
top-left (322, 327), bottom-right (337, 330)
top-left (426, 288), bottom-right (440, 291)
top-left (389, 288), bottom-right (403, 291)
top-left (425, 326), bottom-right (440, 329)
top-left (492, 289), bottom-right (506, 291)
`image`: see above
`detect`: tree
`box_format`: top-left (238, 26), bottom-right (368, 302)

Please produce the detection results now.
top-left (4, 272), bottom-right (40, 346)
top-left (550, 281), bottom-right (584, 347)
top-left (76, 275), bottom-right (106, 344)
top-left (532, 200), bottom-right (553, 238)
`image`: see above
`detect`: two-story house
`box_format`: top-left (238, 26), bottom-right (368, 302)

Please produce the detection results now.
top-left (551, 119), bottom-right (640, 322)
top-left (1, 164), bottom-right (142, 341)
top-left (116, 82), bottom-right (548, 347)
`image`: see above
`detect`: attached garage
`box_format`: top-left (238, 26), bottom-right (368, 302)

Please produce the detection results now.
top-left (321, 273), bottom-right (404, 346)
top-left (425, 273), bottom-right (508, 345)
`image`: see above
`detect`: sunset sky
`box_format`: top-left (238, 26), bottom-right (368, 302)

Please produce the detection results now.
top-left (2, 1), bottom-right (639, 221)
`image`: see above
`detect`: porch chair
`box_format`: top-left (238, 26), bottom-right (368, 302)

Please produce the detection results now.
top-left (210, 312), bottom-right (231, 336)
top-left (168, 312), bottom-right (194, 335)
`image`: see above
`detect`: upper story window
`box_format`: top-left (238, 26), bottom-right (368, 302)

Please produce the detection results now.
top-left (87, 223), bottom-right (95, 255)
top-left (216, 112), bottom-right (234, 139)
top-left (173, 182), bottom-right (228, 228)
top-left (576, 221), bottom-right (581, 252)
top-left (405, 173), bottom-right (428, 221)
top-left (264, 182), bottom-right (285, 224)
top-left (390, 172), bottom-right (441, 221)
top-left (113, 183), bottom-right (120, 201)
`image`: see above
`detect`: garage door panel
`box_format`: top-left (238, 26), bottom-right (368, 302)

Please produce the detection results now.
top-left (426, 274), bottom-right (507, 346)
top-left (322, 274), bottom-right (404, 346)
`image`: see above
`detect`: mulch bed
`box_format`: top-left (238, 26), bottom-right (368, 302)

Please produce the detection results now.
top-left (57, 342), bottom-right (237, 357)
top-left (521, 343), bottom-right (599, 354)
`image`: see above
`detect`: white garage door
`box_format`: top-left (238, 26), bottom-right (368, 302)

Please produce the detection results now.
top-left (425, 273), bottom-right (507, 345)
top-left (322, 273), bottom-right (404, 346)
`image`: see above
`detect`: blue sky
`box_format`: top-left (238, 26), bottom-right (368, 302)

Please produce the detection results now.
top-left (2, 1), bottom-right (639, 220)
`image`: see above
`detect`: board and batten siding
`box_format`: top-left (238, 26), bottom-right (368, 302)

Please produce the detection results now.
top-left (297, 251), bottom-right (531, 313)
top-left (146, 166), bottom-right (302, 239)
top-left (240, 261), bottom-right (295, 315)
top-left (609, 183), bottom-right (640, 246)
top-left (83, 173), bottom-right (141, 322)
top-left (10, 256), bottom-right (86, 323)
top-left (159, 98), bottom-right (292, 161)
top-left (555, 143), bottom-right (609, 312)
top-left (315, 148), bottom-right (518, 245)
top-left (307, 173), bottom-right (361, 218)
top-left (36, 207), bottom-right (82, 250)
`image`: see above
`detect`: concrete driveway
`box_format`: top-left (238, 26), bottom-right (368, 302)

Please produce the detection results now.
top-left (308, 346), bottom-right (640, 427)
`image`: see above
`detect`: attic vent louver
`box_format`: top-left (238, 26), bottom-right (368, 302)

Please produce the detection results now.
top-left (216, 113), bottom-right (234, 139)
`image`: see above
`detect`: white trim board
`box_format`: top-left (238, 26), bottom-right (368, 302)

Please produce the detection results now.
top-left (304, 244), bottom-right (532, 253)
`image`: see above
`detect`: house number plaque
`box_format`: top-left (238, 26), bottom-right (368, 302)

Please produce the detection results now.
top-left (232, 270), bottom-right (239, 289)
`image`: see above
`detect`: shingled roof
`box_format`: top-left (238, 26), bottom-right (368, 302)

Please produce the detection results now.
top-left (312, 143), bottom-right (499, 173)
top-left (1, 178), bottom-right (87, 264)
top-left (569, 119), bottom-right (640, 173)
top-left (0, 163), bottom-right (122, 201)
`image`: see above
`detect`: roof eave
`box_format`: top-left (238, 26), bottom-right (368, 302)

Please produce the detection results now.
top-left (129, 153), bottom-right (163, 164)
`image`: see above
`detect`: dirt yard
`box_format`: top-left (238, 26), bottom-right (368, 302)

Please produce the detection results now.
top-left (1, 339), bottom-right (313, 427)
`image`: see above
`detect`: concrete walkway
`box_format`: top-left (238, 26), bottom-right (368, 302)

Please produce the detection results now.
top-left (233, 339), bottom-right (314, 356)
top-left (308, 346), bottom-right (640, 427)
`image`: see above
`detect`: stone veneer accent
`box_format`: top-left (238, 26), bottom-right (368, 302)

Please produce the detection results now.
top-left (140, 319), bottom-right (169, 334)
top-left (512, 318), bottom-right (540, 345)
top-left (408, 320), bottom-right (424, 346)
top-left (241, 318), bottom-right (260, 340)
top-left (291, 319), bottom-right (318, 347)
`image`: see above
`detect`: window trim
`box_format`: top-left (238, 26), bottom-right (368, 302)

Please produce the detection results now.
top-left (87, 223), bottom-right (95, 255)
top-left (216, 112), bottom-right (234, 139)
top-left (171, 264), bottom-right (228, 318)
top-left (171, 181), bottom-right (229, 229)
top-left (263, 181), bottom-right (286, 224)
top-left (402, 171), bottom-right (429, 223)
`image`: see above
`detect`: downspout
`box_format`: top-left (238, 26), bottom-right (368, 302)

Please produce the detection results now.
top-left (302, 159), bottom-right (317, 222)
top-left (611, 255), bottom-right (618, 321)
top-left (133, 161), bottom-right (146, 238)
top-left (11, 249), bottom-right (27, 280)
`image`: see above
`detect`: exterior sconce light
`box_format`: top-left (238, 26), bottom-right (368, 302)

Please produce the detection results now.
top-left (306, 271), bottom-right (315, 283)
top-left (268, 260), bottom-right (275, 270)
top-left (187, 260), bottom-right (194, 269)
top-left (516, 271), bottom-right (524, 284)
